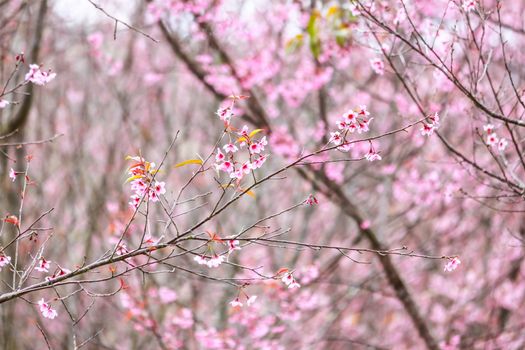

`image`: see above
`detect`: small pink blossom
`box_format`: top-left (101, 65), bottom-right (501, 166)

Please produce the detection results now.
top-left (444, 257), bottom-right (461, 272)
top-left (215, 148), bottom-right (225, 162)
top-left (228, 239), bottom-right (241, 252)
top-left (486, 134), bottom-right (498, 147)
top-left (9, 168), bottom-right (17, 182)
top-left (365, 148), bottom-right (382, 162)
top-left (498, 138), bottom-right (508, 152)
top-left (305, 194), bottom-right (318, 206)
top-left (0, 255), bottom-right (11, 269)
top-left (483, 124), bottom-right (494, 134)
top-left (329, 131), bottom-right (343, 146)
top-left (38, 299), bottom-right (58, 319)
top-left (219, 161), bottom-right (234, 173)
top-left (462, 0), bottom-right (476, 12)
top-left (246, 295), bottom-right (257, 306)
top-left (0, 99), bottom-right (9, 109)
top-left (35, 258), bottom-right (51, 273)
top-left (223, 143), bottom-right (238, 153)
top-left (370, 58), bottom-right (385, 75)
top-left (230, 298), bottom-right (243, 308)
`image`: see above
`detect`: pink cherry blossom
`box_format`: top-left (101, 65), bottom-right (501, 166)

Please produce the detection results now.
top-left (25, 64), bottom-right (56, 86)
top-left (215, 148), bottom-right (225, 162)
top-left (35, 258), bottom-right (51, 273)
top-left (444, 257), bottom-right (461, 272)
top-left (305, 194), bottom-right (318, 206)
top-left (370, 58), bottom-right (385, 75)
top-left (38, 299), bottom-right (58, 319)
top-left (0, 255), bottom-right (11, 269)
top-left (230, 298), bottom-right (243, 308)
top-left (223, 143), bottom-right (238, 153)
top-left (9, 168), bottom-right (17, 182)
top-left (0, 99), bottom-right (9, 109)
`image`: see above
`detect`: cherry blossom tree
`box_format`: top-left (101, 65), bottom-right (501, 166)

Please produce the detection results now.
top-left (1, 0), bottom-right (524, 349)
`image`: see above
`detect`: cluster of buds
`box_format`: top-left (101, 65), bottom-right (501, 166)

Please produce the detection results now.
top-left (126, 155), bottom-right (166, 209)
top-left (483, 124), bottom-right (508, 152)
top-left (420, 112), bottom-right (440, 136)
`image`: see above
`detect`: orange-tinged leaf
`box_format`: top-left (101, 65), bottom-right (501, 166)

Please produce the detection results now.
top-left (4, 215), bottom-right (19, 226)
top-left (276, 267), bottom-right (289, 275)
top-left (175, 159), bottom-right (203, 168)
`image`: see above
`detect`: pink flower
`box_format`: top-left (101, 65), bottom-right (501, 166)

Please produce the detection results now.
top-left (344, 109), bottom-right (358, 123)
top-left (370, 58), bottom-right (385, 75)
top-left (215, 148), bottom-right (225, 162)
top-left (483, 124), bottom-right (494, 134)
top-left (206, 255), bottom-right (225, 268)
top-left (0, 255), bottom-right (11, 269)
top-left (25, 64), bottom-right (56, 86)
top-left (462, 0), bottom-right (476, 12)
top-left (246, 295), bottom-right (257, 306)
top-left (228, 239), bottom-right (241, 252)
top-left (329, 131), bottom-right (343, 146)
top-left (249, 142), bottom-right (262, 154)
top-left (0, 99), bottom-right (9, 109)
top-left (9, 168), bottom-right (17, 182)
top-left (444, 257), bottom-right (461, 272)
top-left (38, 299), bottom-right (58, 319)
top-left (230, 298), bottom-right (243, 308)
top-left (219, 161), bottom-right (234, 173)
top-left (421, 112), bottom-right (440, 136)
top-left (365, 147), bottom-right (382, 162)
top-left (251, 154), bottom-right (268, 169)
top-left (486, 134), bottom-right (498, 147)
top-left (282, 272), bottom-right (301, 289)
top-left (305, 194), bottom-right (318, 206)
top-left (216, 104), bottom-right (233, 124)
top-left (223, 143), bottom-right (238, 153)
top-left (498, 138), bottom-right (508, 151)
top-left (129, 194), bottom-right (141, 209)
top-left (35, 258), bottom-right (51, 273)
top-left (420, 123), bottom-right (435, 136)
top-left (153, 181), bottom-right (166, 196)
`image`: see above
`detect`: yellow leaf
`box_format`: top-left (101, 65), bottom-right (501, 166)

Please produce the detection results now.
top-left (220, 184), bottom-right (255, 198)
top-left (175, 159), bottom-right (203, 168)
top-left (244, 189), bottom-right (256, 198)
top-left (237, 136), bottom-right (248, 143)
top-left (327, 5), bottom-right (339, 17)
top-left (249, 129), bottom-right (263, 138)
top-left (125, 174), bottom-right (143, 184)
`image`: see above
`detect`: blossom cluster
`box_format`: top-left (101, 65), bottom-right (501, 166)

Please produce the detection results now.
top-left (215, 100), bottom-right (269, 181)
top-left (194, 237), bottom-right (241, 269)
top-left (126, 156), bottom-right (166, 209)
top-left (25, 64), bottom-right (57, 86)
top-left (328, 106), bottom-right (381, 161)
top-left (38, 299), bottom-right (58, 319)
top-left (483, 124), bottom-right (508, 152)
top-left (420, 112), bottom-right (440, 136)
